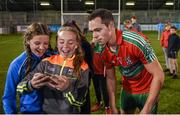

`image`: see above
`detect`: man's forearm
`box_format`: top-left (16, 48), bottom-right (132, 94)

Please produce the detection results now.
top-left (106, 68), bottom-right (118, 113)
top-left (142, 60), bottom-right (164, 113)
top-left (142, 61), bottom-right (164, 113)
top-left (141, 76), bottom-right (163, 114)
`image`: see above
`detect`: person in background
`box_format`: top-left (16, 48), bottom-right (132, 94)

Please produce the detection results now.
top-left (90, 41), bottom-right (112, 114)
top-left (124, 19), bottom-right (136, 31)
top-left (2, 22), bottom-right (52, 114)
top-left (63, 20), bottom-right (93, 114)
top-left (123, 19), bottom-right (149, 41)
top-left (167, 26), bottom-right (180, 79)
top-left (17, 26), bottom-right (90, 114)
top-left (131, 16), bottom-right (141, 32)
top-left (88, 8), bottom-right (164, 114)
top-left (160, 23), bottom-right (171, 72)
top-left (158, 22), bottom-right (164, 34)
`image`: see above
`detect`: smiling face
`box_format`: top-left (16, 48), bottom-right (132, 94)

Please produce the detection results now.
top-left (27, 35), bottom-right (49, 57)
top-left (89, 17), bottom-right (111, 45)
top-left (57, 30), bottom-right (78, 58)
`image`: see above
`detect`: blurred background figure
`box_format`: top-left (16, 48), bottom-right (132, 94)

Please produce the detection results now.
top-left (131, 16), bottom-right (141, 32)
top-left (167, 26), bottom-right (180, 79)
top-left (123, 19), bottom-right (136, 31)
top-left (160, 23), bottom-right (171, 73)
top-left (123, 19), bottom-right (149, 41)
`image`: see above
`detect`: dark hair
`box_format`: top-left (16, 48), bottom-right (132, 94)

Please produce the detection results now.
top-left (88, 8), bottom-right (114, 27)
top-left (24, 22), bottom-right (51, 75)
top-left (63, 20), bottom-right (85, 39)
top-left (131, 16), bottom-right (137, 19)
top-left (63, 20), bottom-right (82, 33)
top-left (170, 26), bottom-right (177, 30)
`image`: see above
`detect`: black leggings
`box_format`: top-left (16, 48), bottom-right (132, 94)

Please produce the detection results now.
top-left (92, 74), bottom-right (110, 107)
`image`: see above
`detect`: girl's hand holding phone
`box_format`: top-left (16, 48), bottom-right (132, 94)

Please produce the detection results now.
top-left (30, 73), bottom-right (50, 89)
top-left (48, 75), bottom-right (70, 91)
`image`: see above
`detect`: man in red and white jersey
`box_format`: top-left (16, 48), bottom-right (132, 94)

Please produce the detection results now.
top-left (88, 8), bottom-right (164, 114)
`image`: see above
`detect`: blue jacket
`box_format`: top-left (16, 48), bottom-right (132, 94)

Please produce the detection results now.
top-left (2, 51), bottom-right (50, 114)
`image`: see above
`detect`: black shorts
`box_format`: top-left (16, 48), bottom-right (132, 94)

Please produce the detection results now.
top-left (168, 50), bottom-right (178, 59)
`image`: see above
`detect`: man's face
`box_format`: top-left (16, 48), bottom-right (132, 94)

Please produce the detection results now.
top-left (89, 17), bottom-right (111, 45)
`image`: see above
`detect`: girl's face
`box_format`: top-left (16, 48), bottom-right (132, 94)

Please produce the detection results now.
top-left (57, 31), bottom-right (78, 58)
top-left (27, 35), bottom-right (49, 57)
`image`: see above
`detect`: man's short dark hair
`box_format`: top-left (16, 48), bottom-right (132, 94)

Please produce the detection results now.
top-left (88, 8), bottom-right (114, 27)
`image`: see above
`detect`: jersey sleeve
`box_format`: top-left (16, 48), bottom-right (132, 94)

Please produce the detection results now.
top-left (134, 38), bottom-right (157, 64)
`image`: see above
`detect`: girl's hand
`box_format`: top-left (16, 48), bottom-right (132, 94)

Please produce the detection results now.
top-left (48, 75), bottom-right (70, 91)
top-left (30, 73), bottom-right (50, 89)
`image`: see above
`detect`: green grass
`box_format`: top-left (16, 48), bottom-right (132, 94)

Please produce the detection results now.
top-left (0, 31), bottom-right (180, 114)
